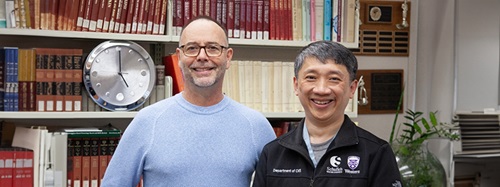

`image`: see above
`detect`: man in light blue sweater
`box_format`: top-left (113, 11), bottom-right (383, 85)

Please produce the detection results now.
top-left (101, 16), bottom-right (276, 187)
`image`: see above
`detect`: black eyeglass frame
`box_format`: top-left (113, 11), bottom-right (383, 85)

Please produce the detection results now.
top-left (178, 44), bottom-right (229, 57)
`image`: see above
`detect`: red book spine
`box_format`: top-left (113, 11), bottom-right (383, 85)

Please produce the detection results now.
top-left (88, 0), bottom-right (100, 31)
top-left (263, 0), bottom-right (269, 39)
top-left (53, 49), bottom-right (65, 112)
top-left (209, 0), bottom-right (216, 20)
top-left (146, 0), bottom-right (156, 34)
top-left (183, 0), bottom-right (191, 28)
top-left (96, 0), bottom-right (107, 31)
top-left (227, 0), bottom-right (234, 38)
top-left (238, 0), bottom-right (246, 38)
top-left (172, 0), bottom-right (183, 35)
top-left (112, 0), bottom-right (125, 33)
top-left (256, 0), bottom-right (263, 39)
top-left (102, 0), bottom-right (113, 32)
top-left (269, 0), bottom-right (275, 40)
top-left (124, 0), bottom-right (135, 33)
top-left (12, 149), bottom-right (23, 187)
top-left (198, 0), bottom-right (204, 16)
top-left (203, 0), bottom-right (210, 16)
top-left (191, 0), bottom-right (198, 21)
top-left (215, 0), bottom-right (221, 24)
top-left (82, 0), bottom-right (94, 31)
top-left (116, 0), bottom-right (129, 33)
top-left (233, 0), bottom-right (240, 38)
top-left (107, 0), bottom-right (119, 32)
top-left (221, 0), bottom-right (227, 33)
top-left (49, 0), bottom-right (58, 30)
top-left (67, 0), bottom-right (81, 31)
top-left (286, 0), bottom-right (292, 40)
top-left (57, 0), bottom-right (67, 30)
top-left (82, 138), bottom-right (91, 187)
top-left (22, 150), bottom-right (34, 187)
top-left (278, 0), bottom-right (284, 40)
top-left (138, 0), bottom-right (150, 34)
top-left (244, 0), bottom-right (251, 39)
top-left (157, 0), bottom-right (167, 35)
top-left (0, 149), bottom-right (14, 187)
top-left (131, 0), bottom-right (143, 33)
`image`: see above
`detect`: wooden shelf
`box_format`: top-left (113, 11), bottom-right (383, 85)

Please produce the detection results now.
top-left (0, 29), bottom-right (359, 48)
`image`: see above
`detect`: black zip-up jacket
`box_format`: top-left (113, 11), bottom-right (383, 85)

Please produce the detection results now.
top-left (252, 115), bottom-right (402, 187)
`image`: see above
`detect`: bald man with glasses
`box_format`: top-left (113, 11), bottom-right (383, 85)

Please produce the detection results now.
top-left (101, 16), bottom-right (276, 187)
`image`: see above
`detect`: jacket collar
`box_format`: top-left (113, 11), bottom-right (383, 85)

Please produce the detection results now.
top-left (279, 115), bottom-right (359, 154)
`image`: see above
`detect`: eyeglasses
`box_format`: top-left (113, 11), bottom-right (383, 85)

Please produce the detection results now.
top-left (178, 43), bottom-right (228, 57)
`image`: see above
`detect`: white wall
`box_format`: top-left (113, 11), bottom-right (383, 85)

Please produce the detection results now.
top-left (455, 0), bottom-right (500, 112)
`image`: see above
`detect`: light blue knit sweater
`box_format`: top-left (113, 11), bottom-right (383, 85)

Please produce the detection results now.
top-left (101, 93), bottom-right (276, 187)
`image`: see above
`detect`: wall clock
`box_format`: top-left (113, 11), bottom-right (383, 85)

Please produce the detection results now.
top-left (83, 40), bottom-right (156, 111)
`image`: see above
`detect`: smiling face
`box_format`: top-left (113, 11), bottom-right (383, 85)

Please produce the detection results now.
top-left (294, 57), bottom-right (357, 125)
top-left (176, 18), bottom-right (233, 89)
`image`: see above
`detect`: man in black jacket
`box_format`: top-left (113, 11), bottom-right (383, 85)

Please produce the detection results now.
top-left (252, 41), bottom-right (402, 187)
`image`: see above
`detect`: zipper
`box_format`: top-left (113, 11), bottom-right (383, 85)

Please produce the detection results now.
top-left (309, 178), bottom-right (314, 187)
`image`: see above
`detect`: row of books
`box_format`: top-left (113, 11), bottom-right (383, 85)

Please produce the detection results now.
top-left (171, 0), bottom-right (357, 42)
top-left (223, 60), bottom-right (302, 113)
top-left (0, 147), bottom-right (34, 187)
top-left (2, 0), bottom-right (168, 34)
top-left (0, 47), bottom-right (84, 112)
top-left (0, 47), bottom-right (172, 112)
top-left (7, 124), bottom-right (123, 187)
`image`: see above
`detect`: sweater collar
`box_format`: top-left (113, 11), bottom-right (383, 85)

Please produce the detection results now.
top-left (174, 93), bottom-right (230, 115)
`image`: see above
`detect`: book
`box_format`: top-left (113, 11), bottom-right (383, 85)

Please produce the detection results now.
top-left (76, 0), bottom-right (88, 30)
top-left (233, 0), bottom-right (241, 38)
top-left (107, 0), bottom-right (119, 32)
top-left (115, 0), bottom-right (128, 33)
top-left (163, 54), bottom-right (184, 95)
top-left (157, 0), bottom-right (167, 35)
top-left (0, 49), bottom-right (5, 111)
top-left (57, 0), bottom-right (67, 30)
top-left (123, 0), bottom-right (135, 33)
top-left (101, 0), bottom-right (114, 32)
top-left (0, 0), bottom-right (6, 28)
top-left (4, 47), bottom-right (19, 111)
top-left (88, 0), bottom-right (101, 31)
top-left (172, 0), bottom-right (183, 35)
top-left (0, 148), bottom-right (14, 186)
top-left (323, 0), bottom-right (332, 40)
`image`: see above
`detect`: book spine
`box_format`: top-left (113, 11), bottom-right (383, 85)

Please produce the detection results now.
top-left (157, 0), bottom-right (167, 35)
top-left (57, 0), bottom-right (67, 30)
top-left (147, 0), bottom-right (158, 34)
top-left (227, 0), bottom-right (234, 38)
top-left (124, 0), bottom-right (135, 33)
top-left (107, 0), bottom-right (119, 32)
top-left (76, 0), bottom-right (87, 30)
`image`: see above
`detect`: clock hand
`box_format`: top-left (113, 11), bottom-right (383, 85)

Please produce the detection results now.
top-left (118, 72), bottom-right (129, 87)
top-left (118, 50), bottom-right (122, 73)
top-left (117, 49), bottom-right (129, 87)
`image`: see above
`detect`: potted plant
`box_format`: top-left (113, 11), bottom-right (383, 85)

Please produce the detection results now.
top-left (389, 86), bottom-right (460, 186)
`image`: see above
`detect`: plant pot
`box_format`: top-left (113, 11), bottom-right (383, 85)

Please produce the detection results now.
top-left (391, 141), bottom-right (447, 187)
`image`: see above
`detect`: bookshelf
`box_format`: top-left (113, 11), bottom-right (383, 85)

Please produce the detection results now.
top-left (0, 0), bottom-right (360, 129)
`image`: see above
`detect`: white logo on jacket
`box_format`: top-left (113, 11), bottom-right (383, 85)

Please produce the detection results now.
top-left (326, 156), bottom-right (343, 174)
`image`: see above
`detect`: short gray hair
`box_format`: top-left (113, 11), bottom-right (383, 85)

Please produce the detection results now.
top-left (294, 40), bottom-right (358, 82)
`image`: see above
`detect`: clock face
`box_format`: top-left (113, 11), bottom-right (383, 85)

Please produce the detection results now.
top-left (83, 41), bottom-right (156, 111)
